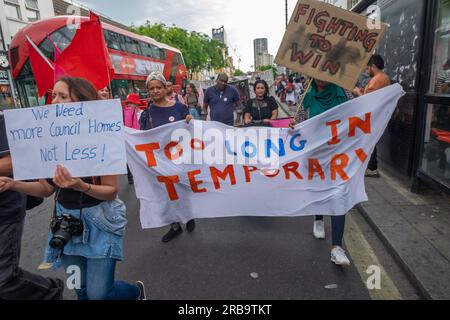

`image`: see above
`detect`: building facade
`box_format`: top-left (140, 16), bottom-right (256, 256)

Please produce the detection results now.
top-left (254, 38), bottom-right (267, 68)
top-left (348, 0), bottom-right (450, 193)
top-left (0, 0), bottom-right (55, 110)
top-left (212, 26), bottom-right (227, 46)
top-left (322, 0), bottom-right (360, 10)
top-left (52, 0), bottom-right (129, 30)
top-left (254, 38), bottom-right (273, 70)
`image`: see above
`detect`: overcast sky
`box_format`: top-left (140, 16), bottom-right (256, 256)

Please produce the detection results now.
top-left (76, 0), bottom-right (298, 71)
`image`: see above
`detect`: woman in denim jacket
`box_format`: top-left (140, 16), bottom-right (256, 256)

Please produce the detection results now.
top-left (0, 77), bottom-right (146, 300)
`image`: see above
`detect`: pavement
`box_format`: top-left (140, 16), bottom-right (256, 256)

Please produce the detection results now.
top-left (277, 97), bottom-right (450, 300)
top-left (359, 166), bottom-right (450, 300)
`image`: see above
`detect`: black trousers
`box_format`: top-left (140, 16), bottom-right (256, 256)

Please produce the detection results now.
top-left (0, 218), bottom-right (64, 300)
top-left (368, 147), bottom-right (378, 171)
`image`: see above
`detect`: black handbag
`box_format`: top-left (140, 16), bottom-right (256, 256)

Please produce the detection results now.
top-left (26, 195), bottom-right (44, 210)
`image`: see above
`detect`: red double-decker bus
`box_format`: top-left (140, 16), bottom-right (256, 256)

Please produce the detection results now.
top-left (9, 16), bottom-right (188, 108)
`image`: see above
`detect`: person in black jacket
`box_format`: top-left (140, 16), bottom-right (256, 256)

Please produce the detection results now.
top-left (0, 112), bottom-right (64, 300)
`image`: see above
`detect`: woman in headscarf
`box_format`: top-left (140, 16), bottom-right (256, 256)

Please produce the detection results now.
top-left (139, 71), bottom-right (195, 243)
top-left (292, 79), bottom-right (351, 267)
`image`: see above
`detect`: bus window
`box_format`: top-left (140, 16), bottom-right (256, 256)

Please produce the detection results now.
top-left (38, 26), bottom-right (76, 62)
top-left (139, 42), bottom-right (153, 58)
top-left (150, 45), bottom-right (160, 60)
top-left (38, 38), bottom-right (56, 61)
top-left (132, 80), bottom-right (148, 99)
top-left (104, 30), bottom-right (123, 51)
top-left (124, 36), bottom-right (140, 55)
top-left (50, 26), bottom-right (76, 52)
top-left (159, 48), bottom-right (166, 61)
top-left (170, 52), bottom-right (183, 84)
top-left (111, 79), bottom-right (133, 101)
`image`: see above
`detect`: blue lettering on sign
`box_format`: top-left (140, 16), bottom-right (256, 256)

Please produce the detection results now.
top-left (40, 145), bottom-right (58, 162)
top-left (56, 104), bottom-right (84, 118)
top-left (290, 134), bottom-right (307, 152)
top-left (50, 121), bottom-right (81, 137)
top-left (88, 119), bottom-right (122, 134)
top-left (31, 108), bottom-right (50, 120)
top-left (242, 141), bottom-right (257, 158)
top-left (64, 142), bottom-right (98, 161)
top-left (266, 138), bottom-right (287, 158)
top-left (9, 127), bottom-right (43, 141)
top-left (225, 140), bottom-right (238, 156)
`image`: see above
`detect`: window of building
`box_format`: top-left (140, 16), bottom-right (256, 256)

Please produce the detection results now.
top-left (25, 0), bottom-right (39, 22)
top-left (0, 26), bottom-right (5, 51)
top-left (25, 0), bottom-right (38, 10)
top-left (4, 0), bottom-right (22, 20)
top-left (420, 0), bottom-right (450, 188)
top-left (430, 0), bottom-right (450, 95)
top-left (26, 9), bottom-right (39, 22)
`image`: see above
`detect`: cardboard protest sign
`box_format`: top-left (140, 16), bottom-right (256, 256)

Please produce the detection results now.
top-left (4, 99), bottom-right (127, 180)
top-left (275, 0), bottom-right (387, 90)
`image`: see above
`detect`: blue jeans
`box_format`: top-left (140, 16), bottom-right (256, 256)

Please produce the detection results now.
top-left (315, 215), bottom-right (346, 247)
top-left (61, 254), bottom-right (139, 300)
top-left (189, 107), bottom-right (201, 120)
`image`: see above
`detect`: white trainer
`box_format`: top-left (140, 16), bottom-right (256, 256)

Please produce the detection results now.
top-left (313, 220), bottom-right (326, 239)
top-left (331, 247), bottom-right (351, 266)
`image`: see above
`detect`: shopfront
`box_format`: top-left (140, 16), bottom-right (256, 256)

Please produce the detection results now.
top-left (353, 0), bottom-right (450, 193)
top-left (417, 0), bottom-right (450, 191)
top-left (0, 50), bottom-right (15, 111)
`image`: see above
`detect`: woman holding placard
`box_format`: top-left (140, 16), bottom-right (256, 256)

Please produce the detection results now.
top-left (291, 79), bottom-right (351, 267)
top-left (0, 77), bottom-right (146, 300)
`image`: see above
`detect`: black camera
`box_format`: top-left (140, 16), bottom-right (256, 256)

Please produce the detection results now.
top-left (49, 214), bottom-right (84, 250)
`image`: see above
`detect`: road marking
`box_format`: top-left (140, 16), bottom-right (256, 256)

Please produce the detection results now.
top-left (345, 213), bottom-right (403, 300)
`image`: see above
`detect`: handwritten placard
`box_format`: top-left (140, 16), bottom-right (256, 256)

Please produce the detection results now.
top-left (4, 99), bottom-right (127, 180)
top-left (275, 0), bottom-right (387, 91)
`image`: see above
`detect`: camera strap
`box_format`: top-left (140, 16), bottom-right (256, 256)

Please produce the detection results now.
top-left (52, 187), bottom-right (62, 222)
top-left (51, 184), bottom-right (85, 222)
top-left (78, 187), bottom-right (84, 221)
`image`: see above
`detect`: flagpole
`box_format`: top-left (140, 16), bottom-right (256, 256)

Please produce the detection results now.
top-left (25, 34), bottom-right (55, 71)
top-left (292, 78), bottom-right (313, 123)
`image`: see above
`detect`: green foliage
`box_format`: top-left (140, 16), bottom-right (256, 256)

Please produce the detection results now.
top-left (234, 69), bottom-right (246, 77)
top-left (131, 21), bottom-right (227, 76)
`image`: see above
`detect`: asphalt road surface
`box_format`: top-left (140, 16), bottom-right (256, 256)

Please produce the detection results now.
top-left (19, 177), bottom-right (421, 300)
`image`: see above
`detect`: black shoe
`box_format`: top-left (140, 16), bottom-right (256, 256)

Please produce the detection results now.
top-left (186, 219), bottom-right (196, 232)
top-left (162, 226), bottom-right (183, 243)
top-left (136, 281), bottom-right (147, 300)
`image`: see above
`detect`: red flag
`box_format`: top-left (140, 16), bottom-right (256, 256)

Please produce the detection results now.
top-left (56, 12), bottom-right (115, 90)
top-left (26, 35), bottom-right (56, 97)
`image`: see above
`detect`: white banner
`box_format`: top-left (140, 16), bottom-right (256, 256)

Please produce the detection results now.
top-left (126, 84), bottom-right (405, 229)
top-left (4, 99), bottom-right (127, 180)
